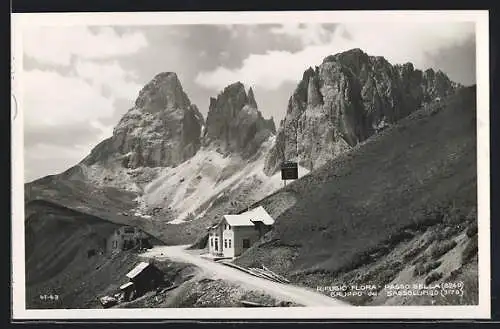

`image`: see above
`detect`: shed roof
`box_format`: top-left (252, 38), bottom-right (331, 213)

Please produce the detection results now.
top-left (120, 282), bottom-right (134, 290)
top-left (126, 262), bottom-right (150, 279)
top-left (223, 206), bottom-right (274, 227)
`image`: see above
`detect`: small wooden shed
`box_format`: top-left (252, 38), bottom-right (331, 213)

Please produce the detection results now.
top-left (124, 261), bottom-right (163, 297)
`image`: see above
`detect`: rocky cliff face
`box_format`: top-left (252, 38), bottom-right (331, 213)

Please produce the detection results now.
top-left (203, 82), bottom-right (276, 157)
top-left (264, 48), bottom-right (458, 174)
top-left (82, 72), bottom-right (204, 168)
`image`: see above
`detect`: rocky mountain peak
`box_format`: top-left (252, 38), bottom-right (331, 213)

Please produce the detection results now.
top-left (264, 49), bottom-right (459, 175)
top-left (322, 48), bottom-right (371, 72)
top-left (82, 72), bottom-right (203, 169)
top-left (134, 72), bottom-right (191, 113)
top-left (203, 82), bottom-right (275, 157)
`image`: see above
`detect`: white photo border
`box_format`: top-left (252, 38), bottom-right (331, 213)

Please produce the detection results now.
top-left (11, 10), bottom-right (491, 320)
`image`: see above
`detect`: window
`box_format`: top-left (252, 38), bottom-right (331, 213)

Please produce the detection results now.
top-left (113, 240), bottom-right (118, 249)
top-left (243, 239), bottom-right (250, 249)
top-left (228, 239), bottom-right (232, 248)
top-left (228, 225), bottom-right (231, 230)
top-left (224, 239), bottom-right (228, 248)
top-left (210, 238), bottom-right (213, 247)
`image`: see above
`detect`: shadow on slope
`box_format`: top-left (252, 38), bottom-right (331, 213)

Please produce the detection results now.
top-left (25, 199), bottom-right (163, 309)
top-left (25, 165), bottom-right (139, 224)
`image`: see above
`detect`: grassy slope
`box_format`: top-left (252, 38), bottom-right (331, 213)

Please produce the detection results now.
top-left (24, 166), bottom-right (171, 244)
top-left (235, 86), bottom-right (477, 298)
top-left (25, 168), bottom-right (139, 226)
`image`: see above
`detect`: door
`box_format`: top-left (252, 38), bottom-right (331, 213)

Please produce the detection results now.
top-left (214, 238), bottom-right (218, 252)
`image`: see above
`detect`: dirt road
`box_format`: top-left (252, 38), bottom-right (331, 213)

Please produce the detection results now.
top-left (139, 245), bottom-right (349, 307)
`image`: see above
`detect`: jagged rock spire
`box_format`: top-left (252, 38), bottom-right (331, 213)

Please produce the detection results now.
top-left (134, 72), bottom-right (191, 113)
top-left (247, 87), bottom-right (258, 108)
top-left (203, 82), bottom-right (275, 157)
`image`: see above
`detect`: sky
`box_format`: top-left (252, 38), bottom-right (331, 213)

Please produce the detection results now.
top-left (22, 21), bottom-right (476, 182)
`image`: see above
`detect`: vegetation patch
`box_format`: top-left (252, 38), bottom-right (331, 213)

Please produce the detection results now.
top-left (364, 261), bottom-right (404, 289)
top-left (413, 260), bottom-right (442, 277)
top-left (466, 222), bottom-right (478, 238)
top-left (425, 271), bottom-right (443, 285)
top-left (429, 239), bottom-right (458, 260)
top-left (461, 236), bottom-right (478, 264)
top-left (402, 240), bottom-right (432, 263)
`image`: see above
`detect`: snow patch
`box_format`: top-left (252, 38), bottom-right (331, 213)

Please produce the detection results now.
top-left (80, 134), bottom-right (309, 226)
top-left (140, 136), bottom-right (309, 224)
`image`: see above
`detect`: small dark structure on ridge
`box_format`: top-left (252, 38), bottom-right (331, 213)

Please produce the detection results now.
top-left (120, 261), bottom-right (163, 301)
top-left (281, 161), bottom-right (298, 180)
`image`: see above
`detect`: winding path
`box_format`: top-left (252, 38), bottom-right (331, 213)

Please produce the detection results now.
top-left (139, 245), bottom-right (349, 307)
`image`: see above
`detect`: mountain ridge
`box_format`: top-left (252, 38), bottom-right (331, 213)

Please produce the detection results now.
top-left (264, 48), bottom-right (459, 175)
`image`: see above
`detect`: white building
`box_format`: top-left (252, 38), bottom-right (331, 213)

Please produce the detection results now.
top-left (207, 206), bottom-right (274, 259)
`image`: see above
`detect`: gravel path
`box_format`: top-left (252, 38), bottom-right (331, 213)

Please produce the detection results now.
top-left (140, 245), bottom-right (349, 307)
